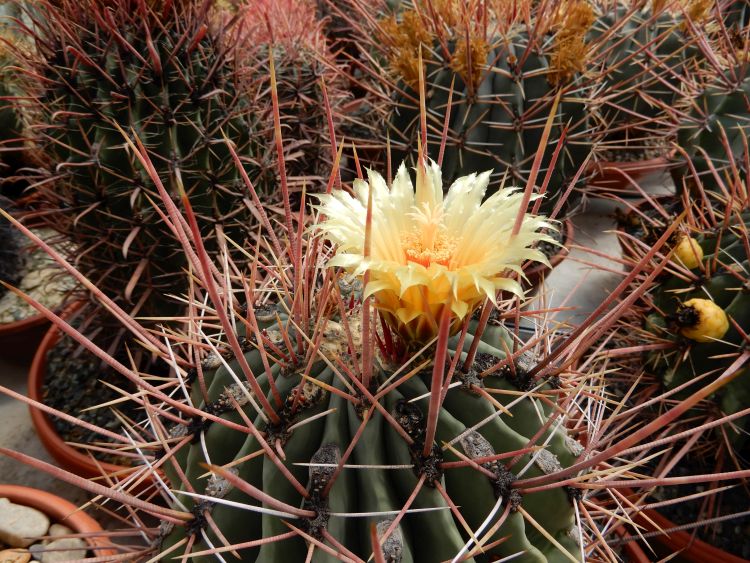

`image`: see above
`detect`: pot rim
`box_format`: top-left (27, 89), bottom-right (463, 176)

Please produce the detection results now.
top-left (28, 320), bottom-right (142, 480)
top-left (0, 484), bottom-right (116, 556)
top-left (0, 310), bottom-right (48, 335)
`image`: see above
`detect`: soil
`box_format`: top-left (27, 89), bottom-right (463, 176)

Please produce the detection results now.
top-left (648, 447), bottom-right (750, 559)
top-left (536, 224), bottom-right (565, 261)
top-left (42, 333), bottom-right (147, 467)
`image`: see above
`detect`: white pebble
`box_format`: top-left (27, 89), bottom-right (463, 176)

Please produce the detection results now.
top-left (0, 498), bottom-right (50, 548)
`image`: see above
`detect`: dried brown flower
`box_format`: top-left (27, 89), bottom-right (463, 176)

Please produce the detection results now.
top-left (379, 11), bottom-right (433, 87)
top-left (548, 1), bottom-right (594, 85)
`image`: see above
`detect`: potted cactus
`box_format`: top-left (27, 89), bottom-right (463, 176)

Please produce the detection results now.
top-left (0, 198), bottom-right (72, 359)
top-left (328, 0), bottom-right (596, 289)
top-left (10, 0), bottom-right (272, 476)
top-left (584, 1), bottom-right (706, 194)
top-left (341, 0), bottom-right (595, 214)
top-left (614, 188), bottom-right (750, 561)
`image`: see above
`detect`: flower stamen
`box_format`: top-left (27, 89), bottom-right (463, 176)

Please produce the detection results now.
top-left (401, 229), bottom-right (456, 268)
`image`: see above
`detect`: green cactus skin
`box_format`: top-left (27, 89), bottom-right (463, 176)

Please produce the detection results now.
top-left (674, 74), bottom-right (750, 192)
top-left (0, 6), bottom-right (30, 198)
top-left (722, 0), bottom-right (750, 31)
top-left (588, 4), bottom-right (698, 158)
top-left (644, 212), bottom-right (750, 447)
top-left (388, 32), bottom-right (591, 216)
top-left (158, 314), bottom-right (583, 562)
top-left (0, 197), bottom-right (23, 297)
top-left (21, 0), bottom-right (263, 337)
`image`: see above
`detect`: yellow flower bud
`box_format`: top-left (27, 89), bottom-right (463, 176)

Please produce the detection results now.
top-left (673, 236), bottom-right (703, 269)
top-left (678, 298), bottom-right (729, 343)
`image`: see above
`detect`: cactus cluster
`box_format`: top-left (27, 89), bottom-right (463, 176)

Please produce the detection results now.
top-left (6, 1), bottom-right (750, 561)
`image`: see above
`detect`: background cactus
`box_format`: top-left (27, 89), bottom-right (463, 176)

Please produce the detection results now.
top-left (17, 0), bottom-right (267, 350)
top-left (240, 0), bottom-right (353, 195)
top-left (586, 1), bottom-right (702, 162)
top-left (644, 213), bottom-right (750, 447)
top-left (330, 0), bottom-right (597, 216)
top-left (0, 3), bottom-right (31, 198)
top-left (617, 190), bottom-right (750, 453)
top-left (672, 67), bottom-right (750, 194)
top-left (0, 196), bottom-right (23, 298)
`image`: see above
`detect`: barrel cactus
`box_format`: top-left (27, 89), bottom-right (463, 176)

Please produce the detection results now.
top-left (673, 69), bottom-right (750, 193)
top-left (159, 313), bottom-right (585, 562)
top-left (624, 199), bottom-right (750, 449)
top-left (150, 157), bottom-right (590, 562)
top-left (18, 0), bottom-right (265, 341)
top-left (240, 0), bottom-right (351, 195)
top-left (587, 1), bottom-right (701, 162)
top-left (338, 0), bottom-right (597, 216)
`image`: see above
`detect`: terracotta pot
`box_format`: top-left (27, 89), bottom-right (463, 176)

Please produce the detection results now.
top-left (0, 313), bottom-right (50, 362)
top-left (588, 156), bottom-right (670, 194)
top-left (615, 527), bottom-right (651, 563)
top-left (617, 488), bottom-right (749, 563)
top-left (522, 218), bottom-right (574, 290)
top-left (28, 323), bottom-right (141, 480)
top-left (635, 504), bottom-right (748, 563)
top-left (0, 484), bottom-right (116, 557)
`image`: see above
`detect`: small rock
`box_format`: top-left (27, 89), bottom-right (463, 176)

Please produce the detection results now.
top-left (34, 538), bottom-right (86, 563)
top-left (0, 548), bottom-right (32, 563)
top-left (46, 525), bottom-right (72, 539)
top-left (0, 499), bottom-right (50, 548)
top-left (27, 544), bottom-right (43, 560)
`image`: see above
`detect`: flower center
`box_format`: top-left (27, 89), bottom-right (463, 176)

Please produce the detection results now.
top-left (401, 229), bottom-right (456, 267)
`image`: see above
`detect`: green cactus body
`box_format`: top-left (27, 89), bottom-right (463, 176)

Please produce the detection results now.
top-left (723, 0), bottom-right (750, 31)
top-left (645, 212), bottom-right (750, 445)
top-left (0, 197), bottom-right (23, 297)
top-left (25, 0), bottom-right (262, 330)
top-left (676, 74), bottom-right (750, 191)
top-left (588, 4), bottom-right (697, 158)
top-left (160, 314), bottom-right (583, 562)
top-left (388, 31), bottom-right (590, 215)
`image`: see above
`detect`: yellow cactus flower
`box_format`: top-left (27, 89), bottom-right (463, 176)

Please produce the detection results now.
top-left (678, 298), bottom-right (729, 343)
top-left (673, 236), bottom-right (703, 269)
top-left (316, 159), bottom-right (555, 344)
